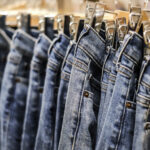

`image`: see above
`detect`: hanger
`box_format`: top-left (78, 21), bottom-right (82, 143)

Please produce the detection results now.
top-left (17, 13), bottom-right (31, 33)
top-left (57, 14), bottom-right (71, 37)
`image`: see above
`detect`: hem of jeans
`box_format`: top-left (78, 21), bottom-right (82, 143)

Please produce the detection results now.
top-left (53, 46), bottom-right (64, 59)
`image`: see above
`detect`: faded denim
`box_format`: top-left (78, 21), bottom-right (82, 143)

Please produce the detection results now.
top-left (21, 34), bottom-right (51, 150)
top-left (58, 24), bottom-right (106, 150)
top-left (96, 34), bottom-right (131, 141)
top-left (132, 56), bottom-right (150, 150)
top-left (96, 32), bottom-right (143, 150)
top-left (96, 47), bottom-right (116, 139)
top-left (34, 34), bottom-right (70, 150)
top-left (54, 42), bottom-right (76, 150)
top-left (0, 29), bottom-right (36, 150)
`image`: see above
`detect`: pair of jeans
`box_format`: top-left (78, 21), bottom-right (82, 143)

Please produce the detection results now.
top-left (96, 32), bottom-right (143, 150)
top-left (54, 42), bottom-right (76, 150)
top-left (34, 34), bottom-right (70, 150)
top-left (58, 24), bottom-right (106, 150)
top-left (96, 47), bottom-right (116, 138)
top-left (132, 56), bottom-right (150, 150)
top-left (96, 34), bottom-right (132, 143)
top-left (0, 29), bottom-right (36, 150)
top-left (21, 33), bottom-right (51, 150)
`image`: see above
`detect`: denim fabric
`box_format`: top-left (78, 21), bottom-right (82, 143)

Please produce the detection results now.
top-left (58, 24), bottom-right (106, 150)
top-left (132, 56), bottom-right (150, 150)
top-left (96, 34), bottom-right (131, 142)
top-left (54, 42), bottom-right (76, 150)
top-left (0, 29), bottom-right (36, 150)
top-left (0, 29), bottom-right (11, 92)
top-left (96, 32), bottom-right (143, 150)
top-left (96, 47), bottom-right (116, 139)
top-left (34, 34), bottom-right (70, 150)
top-left (4, 27), bottom-right (15, 39)
top-left (21, 33), bottom-right (51, 150)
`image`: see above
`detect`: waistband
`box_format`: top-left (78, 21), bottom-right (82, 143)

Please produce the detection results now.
top-left (12, 29), bottom-right (36, 57)
top-left (33, 33), bottom-right (51, 61)
top-left (76, 24), bottom-right (106, 67)
top-left (48, 34), bottom-right (70, 57)
top-left (116, 32), bottom-right (143, 65)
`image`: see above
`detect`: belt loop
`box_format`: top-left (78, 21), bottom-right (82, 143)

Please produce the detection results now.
top-left (48, 34), bottom-right (60, 56)
top-left (61, 42), bottom-right (74, 71)
top-left (116, 33), bottom-right (133, 68)
top-left (137, 58), bottom-right (150, 92)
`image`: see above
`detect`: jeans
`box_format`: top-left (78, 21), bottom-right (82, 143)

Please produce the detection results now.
top-left (54, 42), bottom-right (76, 150)
top-left (96, 34), bottom-right (131, 144)
top-left (0, 29), bottom-right (11, 92)
top-left (96, 32), bottom-right (143, 150)
top-left (34, 34), bottom-right (70, 150)
top-left (58, 24), bottom-right (106, 150)
top-left (21, 33), bottom-right (51, 150)
top-left (132, 56), bottom-right (150, 150)
top-left (96, 47), bottom-right (116, 140)
top-left (0, 29), bottom-right (36, 150)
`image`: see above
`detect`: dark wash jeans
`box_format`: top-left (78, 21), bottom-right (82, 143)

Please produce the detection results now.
top-left (96, 47), bottom-right (116, 139)
top-left (34, 34), bottom-right (70, 150)
top-left (58, 24), bottom-right (106, 150)
top-left (21, 33), bottom-right (51, 150)
top-left (54, 42), bottom-right (76, 150)
top-left (96, 32), bottom-right (143, 150)
top-left (132, 56), bottom-right (150, 150)
top-left (0, 29), bottom-right (36, 150)
top-left (0, 29), bottom-right (11, 91)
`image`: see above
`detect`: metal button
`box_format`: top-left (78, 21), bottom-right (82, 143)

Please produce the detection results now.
top-left (83, 91), bottom-right (89, 98)
top-left (126, 102), bottom-right (131, 108)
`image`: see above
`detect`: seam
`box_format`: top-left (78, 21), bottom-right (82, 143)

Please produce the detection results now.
top-left (72, 60), bottom-right (91, 150)
top-left (53, 47), bottom-right (64, 59)
top-left (123, 52), bottom-right (138, 65)
top-left (137, 94), bottom-right (150, 101)
top-left (78, 45), bottom-right (102, 69)
top-left (117, 70), bottom-right (130, 78)
top-left (118, 64), bottom-right (133, 74)
top-left (115, 79), bottom-right (130, 150)
top-left (141, 81), bottom-right (150, 89)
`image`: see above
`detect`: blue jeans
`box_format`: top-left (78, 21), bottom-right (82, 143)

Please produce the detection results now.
top-left (34, 34), bottom-right (70, 150)
top-left (96, 34), bottom-right (131, 142)
top-left (96, 32), bottom-right (143, 150)
top-left (54, 42), bottom-right (76, 150)
top-left (58, 25), bottom-right (106, 150)
top-left (21, 33), bottom-right (51, 150)
top-left (132, 56), bottom-right (150, 150)
top-left (96, 47), bottom-right (116, 140)
top-left (0, 29), bottom-right (11, 92)
top-left (0, 29), bottom-right (37, 150)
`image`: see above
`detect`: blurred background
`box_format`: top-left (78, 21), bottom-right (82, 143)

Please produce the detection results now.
top-left (0, 0), bottom-right (149, 15)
